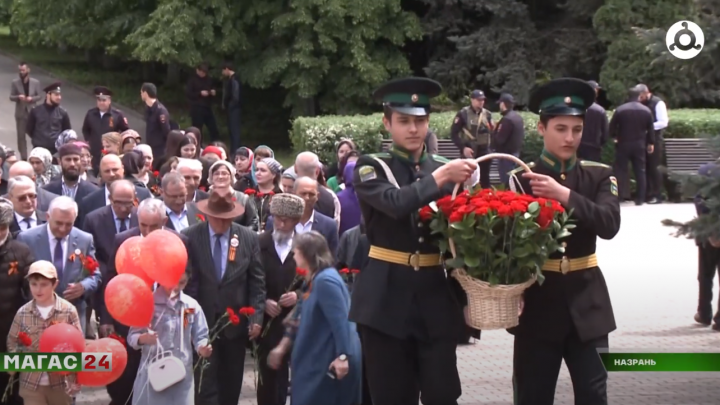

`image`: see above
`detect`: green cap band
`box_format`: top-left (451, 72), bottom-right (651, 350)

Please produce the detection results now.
top-left (383, 93), bottom-right (430, 105)
top-left (539, 96), bottom-right (583, 111)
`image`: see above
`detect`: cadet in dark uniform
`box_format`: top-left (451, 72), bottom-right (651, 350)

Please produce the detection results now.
top-left (351, 77), bottom-right (479, 405)
top-left (81, 86), bottom-right (129, 172)
top-left (507, 78), bottom-right (621, 405)
top-left (26, 82), bottom-right (72, 155)
top-left (491, 92), bottom-right (525, 185)
top-left (609, 87), bottom-right (655, 204)
top-left (694, 162), bottom-right (720, 331)
top-left (450, 89), bottom-right (493, 188)
top-left (141, 82), bottom-right (172, 162)
top-left (578, 81), bottom-right (609, 162)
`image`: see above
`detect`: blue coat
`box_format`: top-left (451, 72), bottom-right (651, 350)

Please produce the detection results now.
top-left (290, 268), bottom-right (361, 405)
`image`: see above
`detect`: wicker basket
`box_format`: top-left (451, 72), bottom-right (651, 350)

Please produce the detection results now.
top-left (448, 153), bottom-right (538, 330)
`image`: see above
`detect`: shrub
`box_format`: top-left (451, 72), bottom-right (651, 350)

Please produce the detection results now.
top-left (291, 109), bottom-right (720, 166)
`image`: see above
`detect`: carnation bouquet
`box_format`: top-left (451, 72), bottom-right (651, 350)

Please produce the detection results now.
top-left (420, 155), bottom-right (574, 329)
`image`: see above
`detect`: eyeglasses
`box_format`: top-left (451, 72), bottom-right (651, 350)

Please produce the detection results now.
top-left (17, 194), bottom-right (37, 202)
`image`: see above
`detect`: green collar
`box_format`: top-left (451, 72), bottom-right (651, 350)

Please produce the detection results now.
top-left (539, 149), bottom-right (577, 173)
top-left (389, 143), bottom-right (427, 165)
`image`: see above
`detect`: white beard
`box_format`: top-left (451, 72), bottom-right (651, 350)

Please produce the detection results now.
top-left (272, 230), bottom-right (294, 245)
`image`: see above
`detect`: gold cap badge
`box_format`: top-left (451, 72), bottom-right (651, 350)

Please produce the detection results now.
top-left (564, 97), bottom-right (572, 104)
top-left (411, 94), bottom-right (419, 103)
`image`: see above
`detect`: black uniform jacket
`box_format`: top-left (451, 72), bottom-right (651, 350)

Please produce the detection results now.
top-left (145, 100), bottom-right (172, 155)
top-left (82, 107), bottom-right (129, 170)
top-left (350, 149), bottom-right (470, 341)
top-left (508, 156), bottom-right (621, 343)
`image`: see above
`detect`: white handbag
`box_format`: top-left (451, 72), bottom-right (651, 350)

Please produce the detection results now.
top-left (147, 305), bottom-right (187, 392)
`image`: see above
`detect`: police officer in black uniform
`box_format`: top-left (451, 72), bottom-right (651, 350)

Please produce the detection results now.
top-left (578, 80), bottom-right (609, 162)
top-left (141, 82), bottom-right (172, 163)
top-left (491, 92), bottom-right (525, 185)
top-left (450, 89), bottom-right (493, 188)
top-left (507, 78), bottom-right (621, 405)
top-left (81, 86), bottom-right (130, 172)
top-left (351, 77), bottom-right (479, 405)
top-left (25, 82), bottom-right (72, 155)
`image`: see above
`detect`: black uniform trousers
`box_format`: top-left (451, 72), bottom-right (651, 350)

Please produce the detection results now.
top-left (614, 142), bottom-right (646, 202)
top-left (697, 244), bottom-right (720, 323)
top-left (513, 330), bottom-right (609, 405)
top-left (256, 318), bottom-right (290, 405)
top-left (195, 318), bottom-right (248, 405)
top-left (106, 345), bottom-right (142, 405)
top-left (359, 325), bottom-right (461, 405)
top-left (645, 137), bottom-right (664, 200)
top-left (473, 146), bottom-right (492, 189)
top-left (190, 105), bottom-right (220, 142)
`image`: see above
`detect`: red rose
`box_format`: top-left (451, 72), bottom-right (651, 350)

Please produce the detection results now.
top-left (536, 206), bottom-right (554, 229)
top-left (452, 196), bottom-right (469, 208)
top-left (457, 205), bottom-right (475, 215)
top-left (436, 195), bottom-right (454, 216)
top-left (419, 206), bottom-right (433, 222)
top-left (448, 211), bottom-right (464, 223)
top-left (153, 171), bottom-right (160, 177)
top-left (474, 206), bottom-right (489, 216)
top-left (497, 205), bottom-right (514, 217)
top-left (244, 189), bottom-right (256, 195)
top-left (488, 200), bottom-right (503, 210)
top-left (510, 200), bottom-right (528, 214)
top-left (83, 256), bottom-right (99, 273)
top-left (550, 200), bottom-right (565, 213)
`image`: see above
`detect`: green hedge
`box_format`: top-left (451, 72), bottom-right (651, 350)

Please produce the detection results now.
top-left (291, 109), bottom-right (720, 165)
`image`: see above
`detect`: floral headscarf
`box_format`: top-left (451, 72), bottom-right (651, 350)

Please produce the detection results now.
top-left (54, 129), bottom-right (78, 152)
top-left (28, 147), bottom-right (57, 186)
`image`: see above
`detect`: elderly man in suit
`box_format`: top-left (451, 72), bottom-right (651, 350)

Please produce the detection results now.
top-left (183, 188), bottom-right (265, 405)
top-left (295, 151), bottom-right (340, 222)
top-left (160, 172), bottom-right (204, 232)
top-left (99, 198), bottom-right (189, 405)
top-left (7, 160), bottom-right (58, 212)
top-left (265, 176), bottom-right (339, 257)
top-left (43, 143), bottom-right (99, 202)
top-left (78, 154), bottom-right (151, 226)
top-left (9, 61), bottom-right (41, 159)
top-left (257, 193), bottom-right (304, 405)
top-left (7, 175), bottom-right (46, 236)
top-left (177, 158), bottom-right (208, 202)
top-left (16, 196), bottom-right (100, 333)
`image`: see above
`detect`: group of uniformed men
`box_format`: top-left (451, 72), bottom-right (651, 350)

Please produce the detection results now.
top-left (352, 76), bottom-right (620, 405)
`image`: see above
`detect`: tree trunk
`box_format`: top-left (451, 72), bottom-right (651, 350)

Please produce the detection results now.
top-left (165, 63), bottom-right (181, 86)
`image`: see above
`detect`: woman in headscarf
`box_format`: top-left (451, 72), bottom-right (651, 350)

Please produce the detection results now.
top-left (120, 130), bottom-right (142, 154)
top-left (210, 141), bottom-right (230, 161)
top-left (200, 145), bottom-right (224, 165)
top-left (233, 147), bottom-right (254, 190)
top-left (133, 144), bottom-right (159, 195)
top-left (336, 160), bottom-right (361, 236)
top-left (207, 160), bottom-right (260, 231)
top-left (327, 150), bottom-right (360, 193)
top-left (250, 145), bottom-right (274, 184)
top-left (245, 157), bottom-right (284, 233)
top-left (28, 147), bottom-right (58, 187)
top-left (54, 129), bottom-right (78, 155)
top-left (121, 151), bottom-right (148, 190)
top-left (102, 131), bottom-right (122, 155)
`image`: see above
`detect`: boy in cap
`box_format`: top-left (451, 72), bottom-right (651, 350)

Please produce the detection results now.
top-left (350, 77), bottom-right (479, 405)
top-left (450, 89), bottom-right (494, 188)
top-left (7, 260), bottom-right (82, 405)
top-left (25, 82), bottom-right (72, 155)
top-left (507, 78), bottom-right (621, 405)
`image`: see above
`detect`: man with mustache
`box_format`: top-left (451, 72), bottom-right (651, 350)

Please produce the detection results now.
top-left (26, 82), bottom-right (72, 155)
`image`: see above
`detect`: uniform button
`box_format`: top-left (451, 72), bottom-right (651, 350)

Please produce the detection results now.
top-left (416, 178), bottom-right (421, 182)
top-left (418, 237), bottom-right (424, 243)
top-left (417, 222), bottom-right (423, 228)
top-left (561, 242), bottom-right (567, 248)
top-left (560, 173), bottom-right (566, 180)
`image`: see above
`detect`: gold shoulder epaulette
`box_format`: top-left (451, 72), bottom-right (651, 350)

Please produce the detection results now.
top-left (509, 161), bottom-right (535, 175)
top-left (580, 160), bottom-right (610, 168)
top-left (431, 154), bottom-right (451, 163)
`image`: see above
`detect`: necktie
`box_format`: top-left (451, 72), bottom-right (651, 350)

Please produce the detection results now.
top-left (22, 218), bottom-right (32, 230)
top-left (53, 238), bottom-right (64, 281)
top-left (213, 234), bottom-right (224, 281)
top-left (119, 219), bottom-right (127, 233)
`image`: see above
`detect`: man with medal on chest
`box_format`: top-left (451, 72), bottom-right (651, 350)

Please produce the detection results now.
top-left (350, 77), bottom-right (480, 405)
top-left (507, 78), bottom-right (621, 405)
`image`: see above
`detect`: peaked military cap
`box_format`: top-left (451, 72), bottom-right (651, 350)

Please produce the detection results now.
top-left (373, 77), bottom-right (442, 116)
top-left (471, 90), bottom-right (486, 99)
top-left (528, 78), bottom-right (595, 116)
top-left (44, 82), bottom-right (61, 94)
top-left (94, 86), bottom-right (113, 99)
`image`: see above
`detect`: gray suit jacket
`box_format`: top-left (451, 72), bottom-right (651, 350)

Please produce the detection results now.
top-left (9, 77), bottom-right (41, 119)
top-left (183, 222), bottom-right (265, 338)
top-left (16, 224), bottom-right (101, 310)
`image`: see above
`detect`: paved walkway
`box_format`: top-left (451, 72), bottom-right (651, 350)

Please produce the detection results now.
top-left (0, 52), bottom-right (145, 156)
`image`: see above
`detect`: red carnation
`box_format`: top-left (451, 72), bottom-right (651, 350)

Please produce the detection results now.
top-left (229, 314), bottom-right (241, 325)
top-left (238, 306), bottom-right (256, 317)
top-left (17, 332), bottom-right (31, 347)
top-left (350, 269), bottom-right (360, 274)
top-left (244, 189), bottom-right (256, 195)
top-left (296, 268), bottom-right (308, 277)
top-left (226, 307), bottom-right (236, 317)
top-left (339, 268), bottom-right (350, 274)
top-left (83, 256), bottom-right (99, 273)
top-left (153, 170), bottom-right (160, 177)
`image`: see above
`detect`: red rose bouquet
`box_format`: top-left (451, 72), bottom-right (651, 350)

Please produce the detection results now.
top-left (421, 186), bottom-right (574, 329)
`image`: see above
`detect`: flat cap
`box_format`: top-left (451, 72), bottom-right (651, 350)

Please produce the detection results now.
top-left (94, 86), bottom-right (113, 98)
top-left (58, 142), bottom-right (82, 158)
top-left (528, 78), bottom-right (595, 117)
top-left (269, 193), bottom-right (305, 219)
top-left (372, 77), bottom-right (442, 116)
top-left (44, 82), bottom-right (61, 93)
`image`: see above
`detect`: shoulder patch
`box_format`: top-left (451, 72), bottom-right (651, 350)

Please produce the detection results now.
top-left (431, 154), bottom-right (451, 164)
top-left (609, 176), bottom-right (618, 196)
top-left (580, 160), bottom-right (610, 168)
top-left (358, 165), bottom-right (377, 182)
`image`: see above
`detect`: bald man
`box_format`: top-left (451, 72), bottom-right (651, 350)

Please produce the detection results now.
top-left (77, 154), bottom-right (152, 227)
top-left (6, 160), bottom-right (59, 212)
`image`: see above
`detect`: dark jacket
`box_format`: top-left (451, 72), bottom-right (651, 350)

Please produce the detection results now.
top-left (0, 237), bottom-right (35, 351)
top-left (26, 103), bottom-right (72, 152)
top-left (186, 74), bottom-right (215, 108)
top-left (183, 222), bottom-right (266, 338)
top-left (609, 101), bottom-right (655, 145)
top-left (222, 74), bottom-right (241, 110)
top-left (42, 178), bottom-right (100, 204)
top-left (258, 232), bottom-right (302, 323)
top-left (265, 210), bottom-right (339, 258)
top-left (580, 102), bottom-right (609, 154)
top-left (491, 110), bottom-right (524, 154)
top-left (144, 100), bottom-right (172, 156)
top-left (315, 186), bottom-right (336, 219)
top-left (77, 185), bottom-right (152, 228)
top-left (81, 107), bottom-right (130, 170)
top-left (10, 210), bottom-right (46, 238)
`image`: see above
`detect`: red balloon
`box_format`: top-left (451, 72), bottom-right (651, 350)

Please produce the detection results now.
top-left (116, 236), bottom-right (153, 288)
top-left (141, 229), bottom-right (188, 288)
top-left (105, 273), bottom-right (154, 327)
top-left (39, 323), bottom-right (85, 353)
top-left (77, 338), bottom-right (127, 387)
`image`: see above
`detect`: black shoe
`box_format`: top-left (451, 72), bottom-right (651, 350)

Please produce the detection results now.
top-left (635, 201), bottom-right (644, 206)
top-left (695, 313), bottom-right (712, 325)
top-left (712, 323), bottom-right (720, 332)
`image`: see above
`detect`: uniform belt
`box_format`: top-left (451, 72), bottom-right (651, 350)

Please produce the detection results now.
top-left (542, 254), bottom-right (598, 274)
top-left (368, 246), bottom-right (442, 271)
